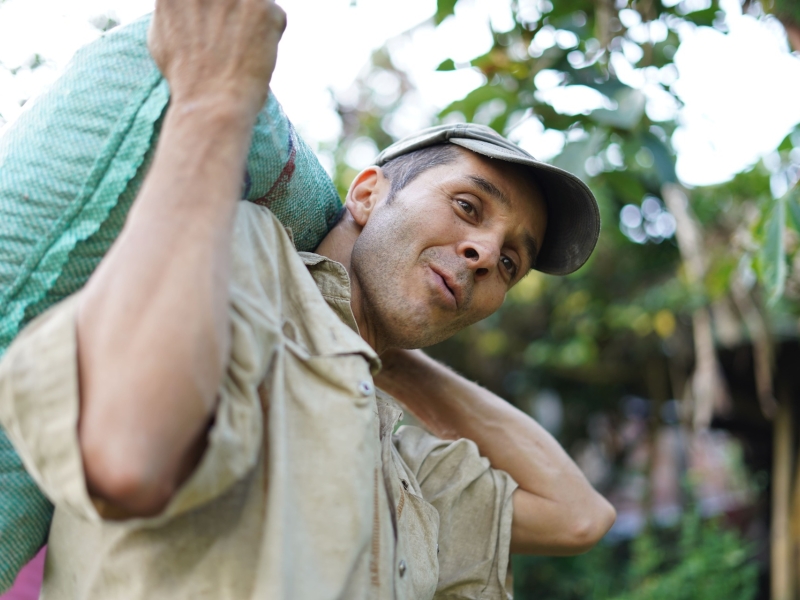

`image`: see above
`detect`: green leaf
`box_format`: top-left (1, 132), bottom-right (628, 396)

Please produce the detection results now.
top-left (773, 0), bottom-right (800, 28)
top-left (534, 103), bottom-right (587, 131)
top-left (682, 7), bottom-right (719, 27)
top-left (552, 129), bottom-right (606, 181)
top-left (489, 111), bottom-right (511, 135)
top-left (589, 88), bottom-right (646, 131)
top-left (562, 65), bottom-right (631, 100)
top-left (603, 171), bottom-right (647, 204)
top-left (760, 196), bottom-right (787, 305)
top-left (440, 85), bottom-right (512, 121)
top-left (787, 186), bottom-right (800, 233)
top-left (649, 35), bottom-right (681, 68)
top-left (436, 58), bottom-right (456, 72)
top-left (778, 130), bottom-right (795, 152)
top-left (641, 132), bottom-right (677, 184)
top-left (546, 0), bottom-right (588, 21)
top-left (434, 0), bottom-right (458, 25)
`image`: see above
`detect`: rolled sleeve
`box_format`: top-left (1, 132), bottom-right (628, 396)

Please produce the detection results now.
top-left (0, 287), bottom-right (267, 526)
top-left (394, 425), bottom-right (517, 600)
top-left (157, 288), bottom-right (267, 522)
top-left (0, 294), bottom-right (93, 520)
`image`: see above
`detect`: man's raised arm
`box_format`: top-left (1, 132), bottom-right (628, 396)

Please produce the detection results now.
top-left (76, 0), bottom-right (285, 517)
top-left (375, 348), bottom-right (616, 556)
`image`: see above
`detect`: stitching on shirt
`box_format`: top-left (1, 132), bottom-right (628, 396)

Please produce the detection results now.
top-left (370, 469), bottom-right (380, 588)
top-left (258, 381), bottom-right (273, 504)
top-left (320, 292), bottom-right (351, 302)
top-left (396, 488), bottom-right (405, 521)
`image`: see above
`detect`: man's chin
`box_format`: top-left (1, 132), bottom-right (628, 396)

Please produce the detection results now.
top-left (362, 288), bottom-right (468, 349)
top-left (381, 311), bottom-right (465, 350)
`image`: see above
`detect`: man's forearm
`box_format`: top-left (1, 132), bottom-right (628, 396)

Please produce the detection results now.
top-left (74, 0), bottom-right (286, 518)
top-left (375, 348), bottom-right (616, 555)
top-left (77, 101), bottom-right (255, 516)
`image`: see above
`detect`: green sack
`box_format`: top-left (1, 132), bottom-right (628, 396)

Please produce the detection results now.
top-left (0, 15), bottom-right (342, 590)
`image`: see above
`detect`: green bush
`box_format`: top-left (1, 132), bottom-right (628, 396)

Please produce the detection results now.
top-left (513, 511), bottom-right (759, 600)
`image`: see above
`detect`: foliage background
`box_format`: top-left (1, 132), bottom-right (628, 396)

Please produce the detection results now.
top-left (330, 0), bottom-right (800, 597)
top-left (2, 0), bottom-right (799, 596)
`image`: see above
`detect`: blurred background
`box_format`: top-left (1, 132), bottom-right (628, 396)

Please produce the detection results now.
top-left (2, 0), bottom-right (800, 598)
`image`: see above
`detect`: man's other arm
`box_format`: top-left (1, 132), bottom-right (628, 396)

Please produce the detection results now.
top-left (375, 349), bottom-right (616, 556)
top-left (76, 0), bottom-right (286, 518)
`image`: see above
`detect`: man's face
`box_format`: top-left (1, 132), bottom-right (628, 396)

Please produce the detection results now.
top-left (349, 147), bottom-right (548, 350)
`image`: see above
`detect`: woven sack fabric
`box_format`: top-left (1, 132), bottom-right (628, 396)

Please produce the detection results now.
top-left (0, 15), bottom-right (342, 590)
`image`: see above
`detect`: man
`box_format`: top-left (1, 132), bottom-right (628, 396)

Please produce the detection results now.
top-left (0, 0), bottom-right (615, 598)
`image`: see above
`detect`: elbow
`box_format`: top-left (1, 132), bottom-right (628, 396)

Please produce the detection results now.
top-left (80, 426), bottom-right (176, 518)
top-left (565, 496), bottom-right (617, 555)
top-left (512, 489), bottom-right (617, 555)
top-left (76, 377), bottom-right (214, 517)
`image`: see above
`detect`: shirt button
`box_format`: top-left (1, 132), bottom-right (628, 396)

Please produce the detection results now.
top-left (358, 380), bottom-right (374, 396)
top-left (398, 559), bottom-right (407, 578)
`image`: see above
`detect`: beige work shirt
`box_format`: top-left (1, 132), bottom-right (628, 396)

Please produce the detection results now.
top-left (0, 202), bottom-right (516, 600)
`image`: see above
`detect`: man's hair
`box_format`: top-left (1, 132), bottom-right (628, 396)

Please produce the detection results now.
top-left (328, 144), bottom-right (460, 228)
top-left (380, 143), bottom-right (460, 203)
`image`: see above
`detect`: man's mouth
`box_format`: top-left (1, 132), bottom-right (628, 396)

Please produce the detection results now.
top-left (429, 265), bottom-right (461, 309)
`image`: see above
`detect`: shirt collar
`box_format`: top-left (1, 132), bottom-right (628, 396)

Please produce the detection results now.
top-left (298, 252), bottom-right (362, 338)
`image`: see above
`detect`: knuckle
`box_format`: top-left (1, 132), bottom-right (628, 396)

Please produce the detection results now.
top-left (267, 2), bottom-right (287, 32)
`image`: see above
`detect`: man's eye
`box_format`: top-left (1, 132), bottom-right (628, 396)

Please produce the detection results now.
top-left (501, 256), bottom-right (517, 275)
top-left (457, 199), bottom-right (475, 215)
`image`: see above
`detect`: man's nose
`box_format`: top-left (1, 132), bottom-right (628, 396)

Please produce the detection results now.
top-left (458, 240), bottom-right (500, 280)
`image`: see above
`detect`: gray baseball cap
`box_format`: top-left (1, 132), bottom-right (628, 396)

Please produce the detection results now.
top-left (374, 123), bottom-right (600, 276)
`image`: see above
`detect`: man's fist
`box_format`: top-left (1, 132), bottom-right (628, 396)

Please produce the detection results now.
top-left (148, 0), bottom-right (286, 119)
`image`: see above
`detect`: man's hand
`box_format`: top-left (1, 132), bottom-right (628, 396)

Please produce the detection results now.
top-left (77, 0), bottom-right (286, 518)
top-left (149, 0), bottom-right (286, 119)
top-left (376, 349), bottom-right (616, 556)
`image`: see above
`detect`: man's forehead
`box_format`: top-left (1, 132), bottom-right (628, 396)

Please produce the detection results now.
top-left (446, 151), bottom-right (546, 217)
top-left (465, 174), bottom-right (510, 207)
top-left (448, 147), bottom-right (542, 198)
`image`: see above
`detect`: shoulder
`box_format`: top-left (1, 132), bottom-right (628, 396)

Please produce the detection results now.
top-left (233, 202), bottom-right (297, 260)
top-left (229, 202), bottom-right (309, 309)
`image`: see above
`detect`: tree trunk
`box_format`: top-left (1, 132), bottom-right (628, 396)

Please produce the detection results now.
top-left (661, 183), bottom-right (731, 429)
top-left (791, 442), bottom-right (800, 597)
top-left (773, 391), bottom-right (793, 600)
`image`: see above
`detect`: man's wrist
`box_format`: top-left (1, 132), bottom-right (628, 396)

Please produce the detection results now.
top-left (376, 348), bottom-right (408, 374)
top-left (152, 92), bottom-right (260, 206)
top-left (166, 93), bottom-right (261, 138)
top-left (125, 92), bottom-right (258, 222)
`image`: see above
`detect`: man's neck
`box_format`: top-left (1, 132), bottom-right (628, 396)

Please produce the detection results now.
top-left (314, 215), bottom-right (356, 274)
top-left (314, 215), bottom-right (384, 353)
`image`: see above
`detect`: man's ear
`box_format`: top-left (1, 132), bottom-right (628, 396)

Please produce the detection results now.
top-left (345, 166), bottom-right (386, 227)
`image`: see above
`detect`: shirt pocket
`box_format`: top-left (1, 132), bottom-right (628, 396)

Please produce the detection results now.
top-left (278, 336), bottom-right (379, 479)
top-left (281, 319), bottom-right (377, 408)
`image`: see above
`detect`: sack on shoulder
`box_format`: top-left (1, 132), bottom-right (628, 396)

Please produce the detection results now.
top-left (0, 14), bottom-right (342, 590)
